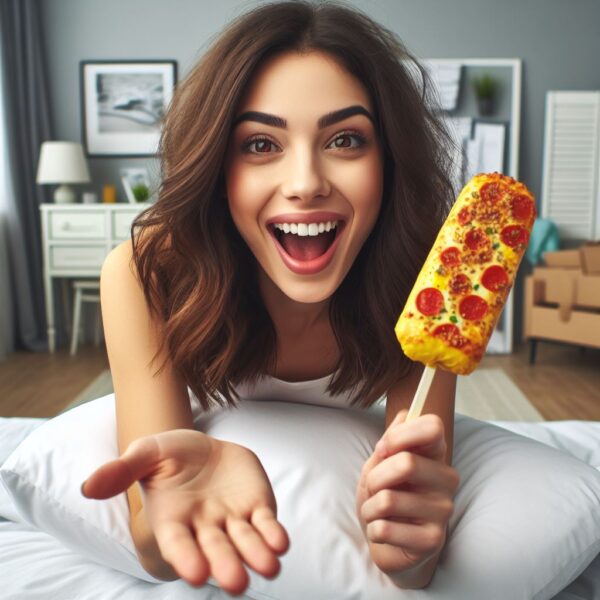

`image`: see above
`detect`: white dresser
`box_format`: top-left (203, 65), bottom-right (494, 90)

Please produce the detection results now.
top-left (40, 203), bottom-right (150, 352)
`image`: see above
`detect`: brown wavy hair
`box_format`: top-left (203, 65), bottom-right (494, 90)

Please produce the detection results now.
top-left (130, 0), bottom-right (458, 411)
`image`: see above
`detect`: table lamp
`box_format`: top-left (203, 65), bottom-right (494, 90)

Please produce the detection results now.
top-left (36, 141), bottom-right (91, 203)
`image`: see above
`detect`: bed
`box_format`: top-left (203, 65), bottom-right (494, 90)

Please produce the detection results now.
top-left (1, 397), bottom-right (599, 600)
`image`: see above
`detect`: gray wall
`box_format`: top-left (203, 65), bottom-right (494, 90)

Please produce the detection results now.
top-left (39, 0), bottom-right (600, 204)
top-left (39, 0), bottom-right (600, 342)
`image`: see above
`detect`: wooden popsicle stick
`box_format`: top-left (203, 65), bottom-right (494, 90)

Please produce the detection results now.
top-left (405, 365), bottom-right (436, 422)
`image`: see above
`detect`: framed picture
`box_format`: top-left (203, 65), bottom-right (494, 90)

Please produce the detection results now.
top-left (80, 60), bottom-right (177, 157)
top-left (120, 167), bottom-right (154, 203)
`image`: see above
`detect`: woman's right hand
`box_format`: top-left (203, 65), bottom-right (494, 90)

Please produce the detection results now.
top-left (81, 429), bottom-right (289, 595)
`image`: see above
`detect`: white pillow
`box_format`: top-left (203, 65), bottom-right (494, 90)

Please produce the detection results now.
top-left (1, 393), bottom-right (599, 599)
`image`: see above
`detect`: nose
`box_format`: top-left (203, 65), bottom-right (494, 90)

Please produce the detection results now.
top-left (279, 146), bottom-right (331, 202)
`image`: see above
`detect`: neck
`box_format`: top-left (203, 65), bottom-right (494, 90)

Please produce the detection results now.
top-left (258, 269), bottom-right (331, 337)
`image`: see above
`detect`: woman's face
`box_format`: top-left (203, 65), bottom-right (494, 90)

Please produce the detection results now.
top-left (224, 51), bottom-right (384, 306)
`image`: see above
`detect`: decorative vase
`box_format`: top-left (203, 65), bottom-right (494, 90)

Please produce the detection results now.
top-left (477, 97), bottom-right (494, 117)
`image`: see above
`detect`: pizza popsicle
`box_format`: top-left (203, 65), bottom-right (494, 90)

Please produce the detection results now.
top-left (395, 172), bottom-right (536, 421)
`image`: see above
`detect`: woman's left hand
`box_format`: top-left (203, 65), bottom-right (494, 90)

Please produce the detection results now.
top-left (355, 409), bottom-right (460, 579)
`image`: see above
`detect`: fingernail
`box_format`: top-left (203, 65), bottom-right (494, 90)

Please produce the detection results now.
top-left (80, 480), bottom-right (88, 497)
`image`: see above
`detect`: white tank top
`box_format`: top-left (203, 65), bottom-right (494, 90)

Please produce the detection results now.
top-left (234, 372), bottom-right (359, 408)
top-left (188, 371), bottom-right (379, 413)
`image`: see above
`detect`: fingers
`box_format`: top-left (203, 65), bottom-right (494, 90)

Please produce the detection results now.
top-left (153, 510), bottom-right (288, 593)
top-left (361, 488), bottom-right (454, 525)
top-left (154, 520), bottom-right (211, 587)
top-left (377, 413), bottom-right (447, 461)
top-left (81, 435), bottom-right (161, 499)
top-left (196, 525), bottom-right (249, 596)
top-left (226, 517), bottom-right (281, 578)
top-left (367, 519), bottom-right (447, 555)
top-left (250, 505), bottom-right (290, 555)
top-left (367, 451), bottom-right (460, 495)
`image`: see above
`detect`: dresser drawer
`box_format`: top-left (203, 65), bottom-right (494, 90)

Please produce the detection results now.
top-left (49, 211), bottom-right (106, 240)
top-left (112, 210), bottom-right (139, 240)
top-left (50, 245), bottom-right (107, 270)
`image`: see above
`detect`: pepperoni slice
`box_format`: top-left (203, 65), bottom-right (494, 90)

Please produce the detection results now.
top-left (480, 181), bottom-right (507, 204)
top-left (457, 207), bottom-right (473, 225)
top-left (500, 225), bottom-right (529, 248)
top-left (465, 228), bottom-right (489, 250)
top-left (450, 273), bottom-right (472, 295)
top-left (459, 295), bottom-right (488, 320)
top-left (511, 195), bottom-right (534, 222)
top-left (416, 288), bottom-right (444, 316)
top-left (440, 247), bottom-right (461, 267)
top-left (481, 265), bottom-right (509, 292)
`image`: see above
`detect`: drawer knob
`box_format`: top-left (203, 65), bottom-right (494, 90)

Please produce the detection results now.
top-left (61, 222), bottom-right (94, 232)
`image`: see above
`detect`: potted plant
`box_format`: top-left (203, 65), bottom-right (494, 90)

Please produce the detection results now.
top-left (472, 74), bottom-right (498, 116)
top-left (132, 183), bottom-right (150, 203)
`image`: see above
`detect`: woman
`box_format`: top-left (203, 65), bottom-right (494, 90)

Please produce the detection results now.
top-left (82, 1), bottom-right (461, 594)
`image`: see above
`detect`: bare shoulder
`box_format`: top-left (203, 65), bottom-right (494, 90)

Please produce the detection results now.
top-left (102, 240), bottom-right (134, 278)
top-left (101, 229), bottom-right (166, 295)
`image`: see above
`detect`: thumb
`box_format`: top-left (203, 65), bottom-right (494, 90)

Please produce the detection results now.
top-left (388, 408), bottom-right (410, 430)
top-left (374, 408), bottom-right (410, 457)
top-left (81, 435), bottom-right (160, 500)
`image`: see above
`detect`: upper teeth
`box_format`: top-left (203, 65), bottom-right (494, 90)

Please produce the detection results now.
top-left (272, 221), bottom-right (339, 236)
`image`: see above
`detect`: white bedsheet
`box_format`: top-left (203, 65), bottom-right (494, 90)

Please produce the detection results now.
top-left (1, 415), bottom-right (599, 599)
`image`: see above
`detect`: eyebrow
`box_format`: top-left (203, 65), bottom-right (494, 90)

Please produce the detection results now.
top-left (232, 105), bottom-right (375, 130)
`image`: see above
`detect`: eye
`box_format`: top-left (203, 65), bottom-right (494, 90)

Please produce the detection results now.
top-left (241, 136), bottom-right (279, 155)
top-left (327, 130), bottom-right (367, 151)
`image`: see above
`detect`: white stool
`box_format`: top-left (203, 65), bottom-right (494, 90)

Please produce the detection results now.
top-left (70, 279), bottom-right (102, 356)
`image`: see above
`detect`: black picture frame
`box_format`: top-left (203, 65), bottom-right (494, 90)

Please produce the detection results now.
top-left (80, 60), bottom-right (177, 158)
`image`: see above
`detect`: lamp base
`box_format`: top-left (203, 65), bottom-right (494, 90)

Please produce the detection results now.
top-left (54, 184), bottom-right (76, 203)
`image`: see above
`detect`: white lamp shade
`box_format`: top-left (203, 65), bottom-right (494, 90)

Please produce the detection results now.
top-left (36, 141), bottom-right (91, 184)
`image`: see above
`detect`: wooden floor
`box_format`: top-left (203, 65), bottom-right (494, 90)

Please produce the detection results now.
top-left (0, 340), bottom-right (598, 420)
top-left (481, 341), bottom-right (600, 421)
top-left (0, 344), bottom-right (110, 418)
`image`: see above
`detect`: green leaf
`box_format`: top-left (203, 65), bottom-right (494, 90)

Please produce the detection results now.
top-left (132, 184), bottom-right (150, 202)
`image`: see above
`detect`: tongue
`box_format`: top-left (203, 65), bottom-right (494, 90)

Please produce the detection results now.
top-left (279, 231), bottom-right (335, 261)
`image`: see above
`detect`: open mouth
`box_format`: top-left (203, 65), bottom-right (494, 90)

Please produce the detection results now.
top-left (267, 220), bottom-right (347, 275)
top-left (268, 222), bottom-right (344, 262)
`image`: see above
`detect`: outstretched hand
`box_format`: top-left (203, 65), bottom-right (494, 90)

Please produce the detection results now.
top-left (81, 429), bottom-right (289, 595)
top-left (356, 409), bottom-right (460, 582)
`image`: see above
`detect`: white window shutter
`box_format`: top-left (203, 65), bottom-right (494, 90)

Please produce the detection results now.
top-left (541, 91), bottom-right (600, 241)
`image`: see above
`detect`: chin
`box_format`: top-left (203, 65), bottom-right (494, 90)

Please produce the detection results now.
top-left (274, 278), bottom-right (338, 304)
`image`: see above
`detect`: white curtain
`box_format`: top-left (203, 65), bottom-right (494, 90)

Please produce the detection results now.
top-left (0, 32), bottom-right (15, 361)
